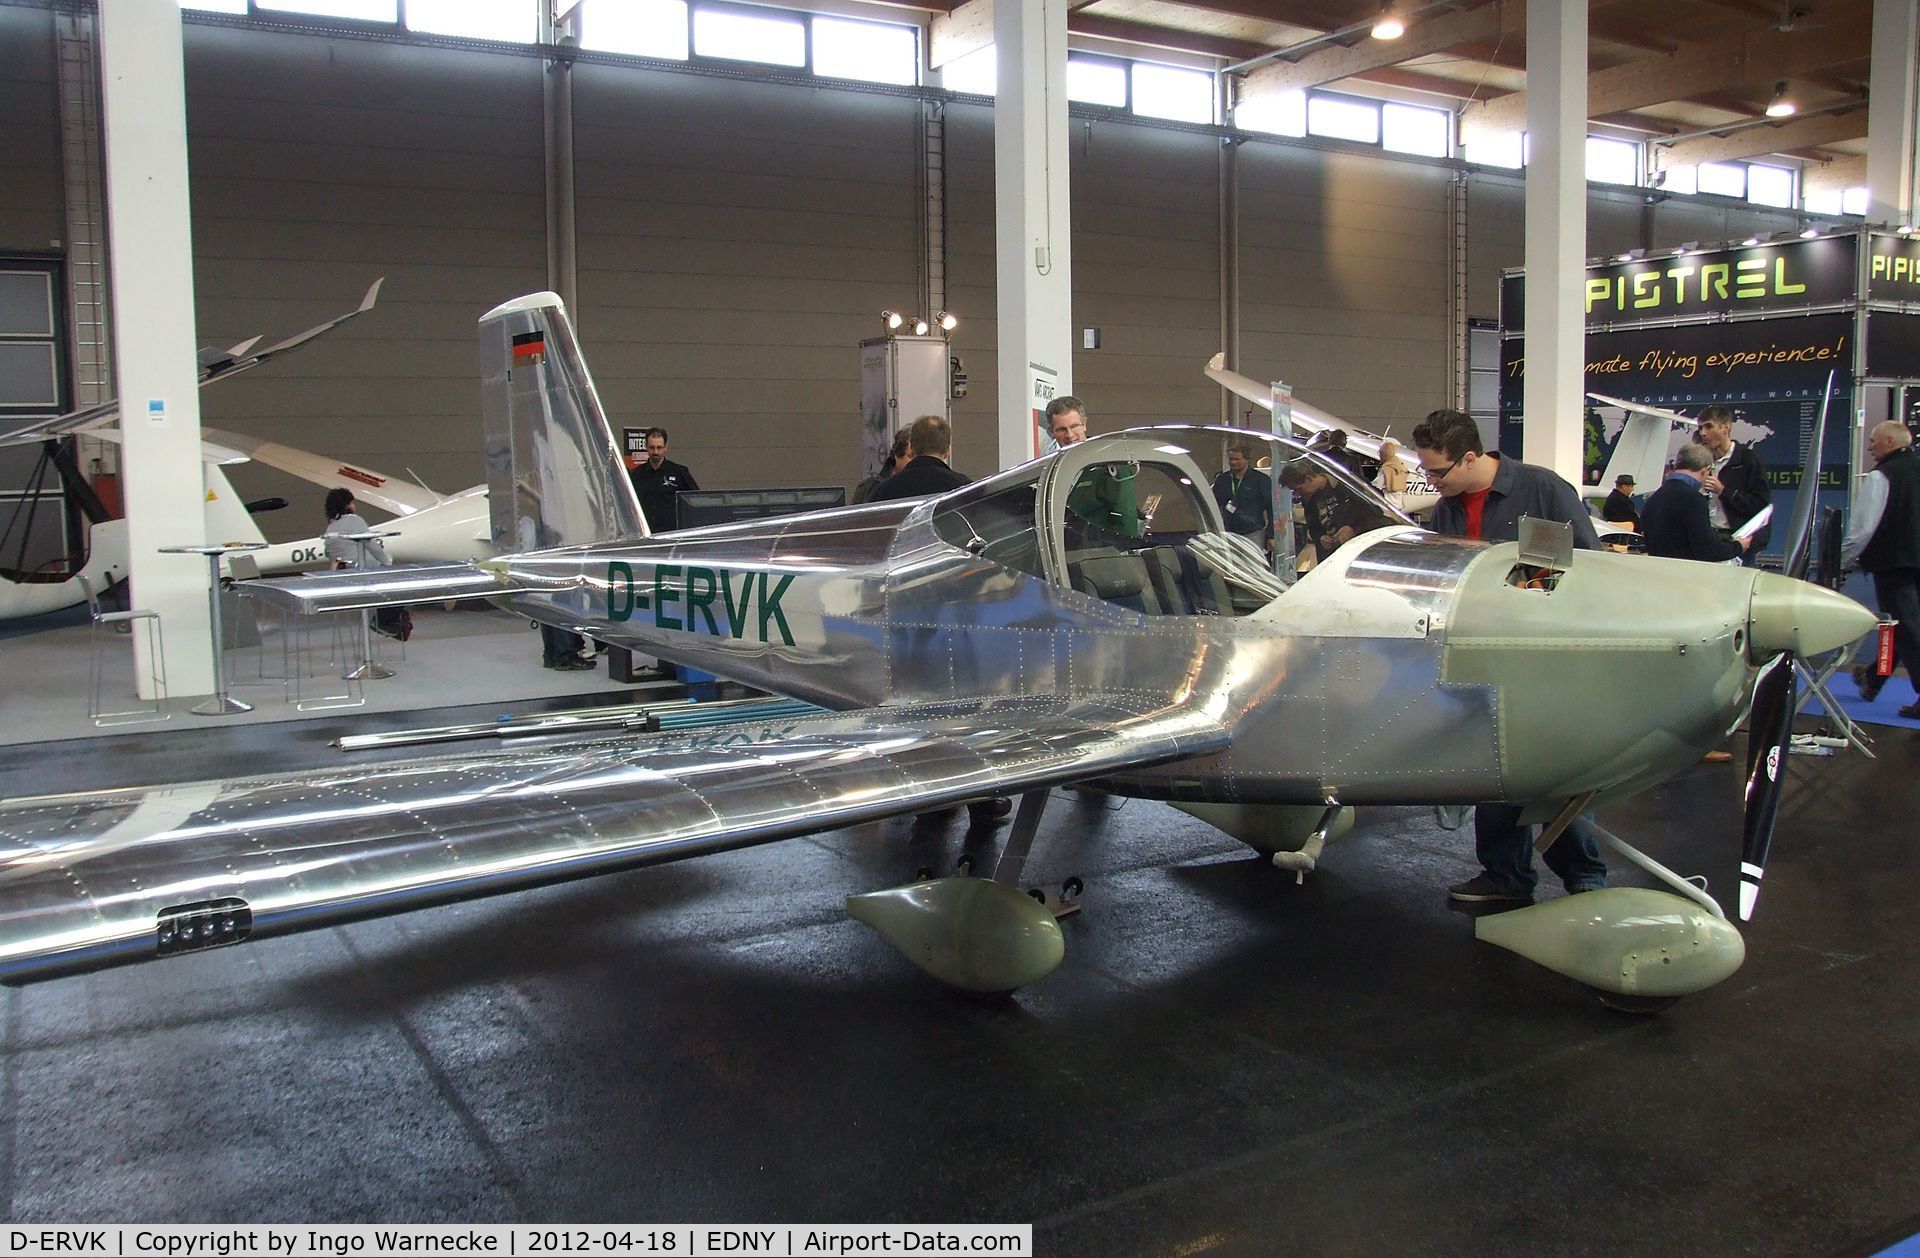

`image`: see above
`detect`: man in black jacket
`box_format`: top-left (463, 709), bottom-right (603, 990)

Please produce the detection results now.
top-left (871, 414), bottom-right (969, 501)
top-left (1843, 421), bottom-right (1920, 716)
top-left (1695, 405), bottom-right (1770, 560)
top-left (1602, 475), bottom-right (1639, 527)
top-left (629, 426), bottom-right (700, 532)
top-left (1641, 444), bottom-right (1750, 563)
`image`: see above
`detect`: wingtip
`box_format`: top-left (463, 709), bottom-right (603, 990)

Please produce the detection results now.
top-left (1206, 352), bottom-right (1226, 370)
top-left (361, 277), bottom-right (385, 311)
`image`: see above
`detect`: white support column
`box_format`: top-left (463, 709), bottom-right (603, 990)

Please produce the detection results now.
top-left (1867, 0), bottom-right (1918, 227)
top-left (1521, 0), bottom-right (1586, 484)
top-left (99, 0), bottom-right (211, 698)
top-left (993, 0), bottom-right (1072, 470)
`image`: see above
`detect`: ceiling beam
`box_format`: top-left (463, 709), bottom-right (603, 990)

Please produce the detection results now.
top-left (1653, 107), bottom-right (1868, 167)
top-left (1348, 65), bottom-right (1517, 100)
top-left (1688, 0), bottom-right (1785, 15)
top-left (1238, 0), bottom-right (1517, 98)
top-left (1462, 2), bottom-right (1869, 137)
top-left (1802, 153), bottom-right (1865, 193)
top-left (1587, 17), bottom-right (1679, 55)
top-left (928, 0), bottom-right (993, 68)
top-left (1068, 13), bottom-right (1270, 62)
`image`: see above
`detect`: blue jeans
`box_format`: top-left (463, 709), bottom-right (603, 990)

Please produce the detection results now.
top-left (1474, 802), bottom-right (1607, 896)
top-left (540, 623), bottom-right (587, 662)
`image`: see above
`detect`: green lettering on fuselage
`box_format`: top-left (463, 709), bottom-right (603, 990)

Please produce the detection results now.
top-left (604, 561), bottom-right (796, 645)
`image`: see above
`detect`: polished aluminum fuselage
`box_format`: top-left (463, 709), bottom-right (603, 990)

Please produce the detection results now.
top-left (493, 494), bottom-right (1750, 810)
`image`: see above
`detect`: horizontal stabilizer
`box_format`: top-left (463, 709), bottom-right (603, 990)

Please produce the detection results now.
top-left (238, 562), bottom-right (512, 615)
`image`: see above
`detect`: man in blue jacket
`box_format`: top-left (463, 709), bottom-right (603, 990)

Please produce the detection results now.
top-left (1641, 444), bottom-right (1751, 563)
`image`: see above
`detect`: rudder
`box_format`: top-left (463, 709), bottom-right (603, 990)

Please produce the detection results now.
top-left (479, 292), bottom-right (648, 552)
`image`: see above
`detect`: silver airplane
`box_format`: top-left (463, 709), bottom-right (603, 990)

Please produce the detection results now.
top-left (0, 293), bottom-right (1877, 1006)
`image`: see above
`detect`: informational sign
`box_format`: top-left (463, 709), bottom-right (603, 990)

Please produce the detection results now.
top-left (1029, 361), bottom-right (1060, 459)
top-left (1867, 232), bottom-right (1920, 304)
top-left (858, 339), bottom-right (892, 480)
top-left (1502, 234), bottom-right (1858, 332)
top-left (1270, 379), bottom-right (1293, 432)
top-left (1501, 317), bottom-right (1854, 554)
top-left (1254, 380), bottom-right (1293, 578)
top-left (622, 426), bottom-right (647, 464)
top-left (857, 337), bottom-right (949, 479)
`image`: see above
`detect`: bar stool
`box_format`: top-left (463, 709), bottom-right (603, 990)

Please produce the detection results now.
top-left (78, 575), bottom-right (169, 726)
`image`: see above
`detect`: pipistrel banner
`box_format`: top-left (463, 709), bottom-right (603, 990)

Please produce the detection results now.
top-left (1501, 234), bottom-right (1858, 331)
top-left (1867, 231), bottom-right (1920, 304)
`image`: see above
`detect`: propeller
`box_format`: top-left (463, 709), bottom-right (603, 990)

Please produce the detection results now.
top-left (1737, 369), bottom-right (1835, 920)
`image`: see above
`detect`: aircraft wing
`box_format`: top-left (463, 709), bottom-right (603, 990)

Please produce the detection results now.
top-left (0, 695), bottom-right (1229, 984)
top-left (0, 280), bottom-right (384, 450)
top-left (1205, 353), bottom-right (1435, 515)
top-left (200, 427), bottom-right (442, 516)
top-left (1585, 391), bottom-right (1690, 425)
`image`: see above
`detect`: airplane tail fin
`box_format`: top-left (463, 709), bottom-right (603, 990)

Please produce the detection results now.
top-left (201, 464), bottom-right (269, 548)
top-left (479, 292), bottom-right (648, 553)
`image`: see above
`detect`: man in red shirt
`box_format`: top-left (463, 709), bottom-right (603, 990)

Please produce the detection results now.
top-left (1411, 409), bottom-right (1604, 905)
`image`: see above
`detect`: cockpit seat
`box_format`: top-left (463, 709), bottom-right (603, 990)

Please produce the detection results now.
top-left (1142, 543), bottom-right (1233, 616)
top-left (1067, 549), bottom-right (1166, 615)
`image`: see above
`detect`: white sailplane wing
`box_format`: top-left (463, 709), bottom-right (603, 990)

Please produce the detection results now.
top-left (0, 695), bottom-right (1230, 984)
top-left (1205, 353), bottom-right (1437, 515)
top-left (0, 280), bottom-right (384, 451)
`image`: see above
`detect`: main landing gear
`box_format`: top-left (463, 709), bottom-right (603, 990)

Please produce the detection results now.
top-left (848, 789), bottom-right (1085, 993)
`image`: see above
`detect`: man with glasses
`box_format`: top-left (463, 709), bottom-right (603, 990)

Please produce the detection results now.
top-left (1411, 409), bottom-right (1606, 905)
top-left (1693, 405), bottom-right (1771, 562)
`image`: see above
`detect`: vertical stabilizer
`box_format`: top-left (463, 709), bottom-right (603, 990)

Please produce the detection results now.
top-left (479, 292), bottom-right (648, 552)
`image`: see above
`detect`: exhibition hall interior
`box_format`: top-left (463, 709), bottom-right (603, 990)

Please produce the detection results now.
top-left (4, 0), bottom-right (1920, 1251)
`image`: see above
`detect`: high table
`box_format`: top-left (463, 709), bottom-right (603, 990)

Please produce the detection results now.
top-left (333, 529), bottom-right (402, 682)
top-left (157, 541), bottom-right (270, 716)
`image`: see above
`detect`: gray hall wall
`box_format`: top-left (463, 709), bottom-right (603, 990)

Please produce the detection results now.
top-left (571, 66), bottom-right (922, 493)
top-left (944, 105), bottom-right (1225, 476)
top-left (0, 15), bottom-right (1832, 543)
top-left (0, 8), bottom-right (63, 255)
top-left (178, 26), bottom-right (547, 540)
top-left (1238, 142), bottom-right (1452, 434)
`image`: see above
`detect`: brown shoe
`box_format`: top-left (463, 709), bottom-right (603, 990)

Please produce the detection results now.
top-left (1702, 749), bottom-right (1734, 763)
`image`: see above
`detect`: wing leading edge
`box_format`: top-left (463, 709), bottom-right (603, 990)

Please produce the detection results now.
top-left (0, 695), bottom-right (1228, 984)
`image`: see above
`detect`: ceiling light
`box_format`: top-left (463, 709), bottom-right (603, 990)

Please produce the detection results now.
top-left (881, 310), bottom-right (903, 330)
top-left (911, 317), bottom-right (930, 336)
top-left (936, 311), bottom-right (958, 332)
top-left (1615, 252), bottom-right (1634, 263)
top-left (1742, 236), bottom-right (1762, 247)
top-left (1899, 224), bottom-right (1917, 236)
top-left (1371, 4), bottom-right (1405, 39)
top-left (1800, 226), bottom-right (1819, 238)
top-left (1765, 81), bottom-right (1795, 118)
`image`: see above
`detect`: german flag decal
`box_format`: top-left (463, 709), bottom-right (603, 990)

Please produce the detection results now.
top-left (511, 331), bottom-right (546, 364)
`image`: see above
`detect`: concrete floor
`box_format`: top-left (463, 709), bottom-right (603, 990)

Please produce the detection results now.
top-left (0, 659), bottom-right (1917, 1253)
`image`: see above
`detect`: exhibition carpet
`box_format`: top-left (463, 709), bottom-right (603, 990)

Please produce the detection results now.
top-left (1821, 666), bottom-right (1920, 731)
